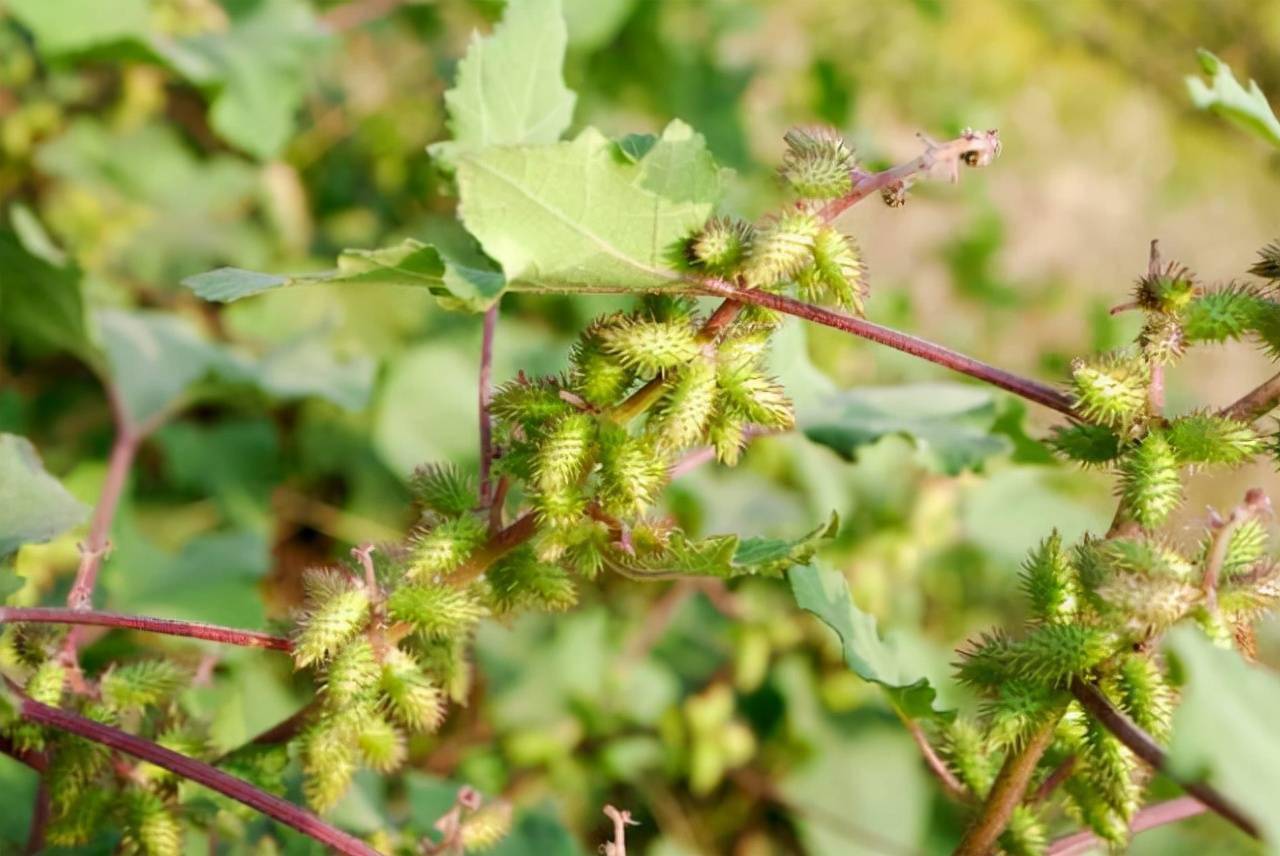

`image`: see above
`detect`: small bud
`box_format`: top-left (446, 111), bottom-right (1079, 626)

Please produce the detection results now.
top-left (1133, 263), bottom-right (1198, 314)
top-left (689, 216), bottom-right (754, 274)
top-left (779, 125), bottom-right (856, 200)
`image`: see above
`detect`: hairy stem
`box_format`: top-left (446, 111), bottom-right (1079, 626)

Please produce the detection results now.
top-left (1070, 680), bottom-right (1258, 838)
top-left (701, 280), bottom-right (1076, 416)
top-left (479, 302), bottom-right (499, 505)
top-left (446, 511), bottom-right (538, 586)
top-left (903, 719), bottom-right (971, 804)
top-left (954, 705), bottom-right (1066, 856)
top-left (66, 408), bottom-right (139, 610)
top-left (17, 692), bottom-right (379, 856)
top-left (1, 607), bottom-right (292, 650)
top-left (1046, 797), bottom-right (1207, 856)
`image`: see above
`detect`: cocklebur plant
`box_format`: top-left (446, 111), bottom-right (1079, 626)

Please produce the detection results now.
top-left (941, 243), bottom-right (1280, 854)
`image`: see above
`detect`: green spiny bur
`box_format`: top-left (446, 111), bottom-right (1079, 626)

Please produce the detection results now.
top-left (1117, 431), bottom-right (1182, 528)
top-left (322, 636), bottom-right (380, 707)
top-left (119, 788), bottom-right (182, 856)
top-left (100, 660), bottom-right (188, 711)
top-left (598, 315), bottom-right (701, 375)
top-left (1181, 283), bottom-right (1270, 343)
top-left (409, 464), bottom-right (478, 516)
top-left (380, 648), bottom-right (445, 732)
top-left (387, 582), bottom-right (488, 638)
top-left (407, 514), bottom-right (488, 580)
top-left (744, 209), bottom-right (820, 289)
top-left (779, 125), bottom-right (855, 200)
top-left (649, 356), bottom-right (718, 450)
top-left (293, 586), bottom-right (371, 668)
top-left (1020, 531), bottom-right (1079, 623)
top-left (356, 712), bottom-right (407, 773)
top-left (598, 427), bottom-right (668, 516)
top-left (689, 216), bottom-right (754, 274)
top-left (798, 226), bottom-right (867, 313)
top-left (1070, 350), bottom-right (1149, 430)
top-left (1166, 412), bottom-right (1263, 465)
top-left (534, 412), bottom-right (596, 491)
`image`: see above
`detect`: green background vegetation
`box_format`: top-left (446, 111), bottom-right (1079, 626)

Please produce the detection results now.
top-left (3, 0), bottom-right (1280, 852)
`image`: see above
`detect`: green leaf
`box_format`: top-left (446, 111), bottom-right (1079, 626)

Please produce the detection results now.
top-left (455, 120), bottom-right (725, 295)
top-left (150, 0), bottom-right (328, 160)
top-left (1164, 627), bottom-right (1280, 845)
top-left (6, 0), bottom-right (151, 53)
top-left (788, 562), bottom-right (948, 719)
top-left (1187, 49), bottom-right (1280, 150)
top-left (183, 239), bottom-right (505, 312)
top-left (0, 230), bottom-right (98, 365)
top-left (430, 0), bottom-right (577, 166)
top-left (96, 309), bottom-right (239, 430)
top-left (563, 0), bottom-right (637, 51)
top-left (619, 514), bottom-right (838, 579)
top-left (801, 382), bottom-right (1012, 475)
top-left (0, 434), bottom-right (89, 559)
top-left (251, 336), bottom-right (375, 412)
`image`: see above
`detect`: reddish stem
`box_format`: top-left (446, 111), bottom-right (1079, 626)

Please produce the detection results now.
top-left (701, 279), bottom-right (1076, 416)
top-left (66, 424), bottom-right (139, 609)
top-left (1047, 796), bottom-right (1207, 856)
top-left (1, 607), bottom-right (292, 651)
top-left (1070, 680), bottom-right (1258, 838)
top-left (479, 303), bottom-right (499, 505)
top-left (18, 694), bottom-right (379, 856)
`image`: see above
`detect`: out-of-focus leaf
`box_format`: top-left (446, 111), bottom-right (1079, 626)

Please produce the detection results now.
top-left (1187, 49), bottom-right (1280, 150)
top-left (801, 382), bottom-right (1012, 475)
top-left (430, 0), bottom-right (576, 166)
top-left (252, 336), bottom-right (375, 412)
top-left (0, 230), bottom-right (97, 365)
top-left (788, 562), bottom-right (947, 719)
top-left (0, 433), bottom-right (89, 559)
top-left (563, 0), bottom-right (636, 50)
top-left (0, 756), bottom-right (37, 850)
top-left (782, 726), bottom-right (929, 856)
top-left (151, 0), bottom-right (328, 159)
top-left (455, 121), bottom-right (724, 296)
top-left (183, 239), bottom-right (505, 312)
top-left (6, 0), bottom-right (150, 53)
top-left (1164, 627), bottom-right (1280, 844)
top-left (36, 120), bottom-right (265, 282)
top-left (96, 309), bottom-right (238, 430)
top-left (962, 467), bottom-right (1110, 566)
top-left (489, 808), bottom-right (586, 856)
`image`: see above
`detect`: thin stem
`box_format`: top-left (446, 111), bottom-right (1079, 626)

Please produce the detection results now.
top-left (1220, 370), bottom-right (1280, 422)
top-left (1, 607), bottom-right (292, 651)
top-left (602, 805), bottom-right (639, 856)
top-left (954, 704), bottom-right (1066, 856)
top-left (66, 410), bottom-right (139, 610)
top-left (1046, 796), bottom-right (1207, 856)
top-left (701, 280), bottom-right (1077, 416)
top-left (24, 780), bottom-right (49, 855)
top-left (1030, 755), bottom-right (1075, 804)
top-left (817, 129), bottom-right (1003, 223)
top-left (0, 734), bottom-right (45, 771)
top-left (17, 693), bottom-right (380, 856)
top-left (479, 302), bottom-right (499, 505)
top-left (1070, 680), bottom-right (1258, 838)
top-left (445, 512), bottom-right (538, 587)
top-left (903, 718), bottom-right (970, 804)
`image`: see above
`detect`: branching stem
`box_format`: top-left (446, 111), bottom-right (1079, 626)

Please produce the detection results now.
top-left (1046, 797), bottom-right (1207, 855)
top-left (16, 691), bottom-right (380, 856)
top-left (1070, 679), bottom-right (1258, 838)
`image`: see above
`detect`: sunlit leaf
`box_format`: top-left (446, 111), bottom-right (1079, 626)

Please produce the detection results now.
top-left (455, 121), bottom-right (725, 296)
top-left (1187, 49), bottom-right (1280, 150)
top-left (788, 562), bottom-right (948, 719)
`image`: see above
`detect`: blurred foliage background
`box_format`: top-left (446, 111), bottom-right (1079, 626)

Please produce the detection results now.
top-left (2, 0), bottom-right (1280, 853)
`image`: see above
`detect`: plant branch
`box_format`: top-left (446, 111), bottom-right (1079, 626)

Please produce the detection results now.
top-left (1030, 755), bottom-right (1075, 804)
top-left (601, 804), bottom-right (639, 856)
top-left (0, 734), bottom-right (45, 771)
top-left (1046, 796), bottom-right (1207, 856)
top-left (954, 704), bottom-right (1066, 856)
top-left (1200, 489), bottom-right (1270, 616)
top-left (700, 279), bottom-right (1077, 416)
top-left (479, 302), bottom-right (499, 505)
top-left (1, 607), bottom-right (292, 651)
top-left (445, 512), bottom-right (538, 587)
top-left (903, 718), bottom-right (971, 804)
top-left (1070, 679), bottom-right (1258, 838)
top-left (16, 692), bottom-right (379, 856)
top-left (1220, 370), bottom-right (1280, 422)
top-left (24, 780), bottom-right (49, 855)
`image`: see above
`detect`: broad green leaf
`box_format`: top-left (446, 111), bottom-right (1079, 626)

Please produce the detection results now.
top-left (430, 0), bottom-right (577, 166)
top-left (1164, 627), bottom-right (1280, 845)
top-left (6, 0), bottom-right (151, 53)
top-left (0, 434), bottom-right (89, 559)
top-left (96, 309), bottom-right (240, 430)
top-left (150, 0), bottom-right (328, 160)
top-left (0, 230), bottom-right (98, 365)
top-left (801, 382), bottom-right (1012, 475)
top-left (782, 726), bottom-right (929, 856)
top-left (563, 0), bottom-right (637, 50)
top-left (455, 120), bottom-right (725, 295)
top-left (1187, 49), bottom-right (1280, 150)
top-left (617, 514), bottom-right (838, 579)
top-left (183, 239), bottom-right (505, 311)
top-left (788, 562), bottom-right (947, 719)
top-left (251, 336), bottom-right (375, 412)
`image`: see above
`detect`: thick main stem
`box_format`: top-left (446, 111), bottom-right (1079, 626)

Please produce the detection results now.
top-left (1220, 370), bottom-right (1280, 422)
top-left (1, 607), bottom-right (292, 651)
top-left (18, 693), bottom-right (380, 856)
top-left (702, 280), bottom-right (1077, 416)
top-left (954, 706), bottom-right (1065, 856)
top-left (1070, 680), bottom-right (1258, 838)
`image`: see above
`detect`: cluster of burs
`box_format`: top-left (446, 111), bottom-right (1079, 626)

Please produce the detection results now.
top-left (946, 245), bottom-right (1280, 852)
